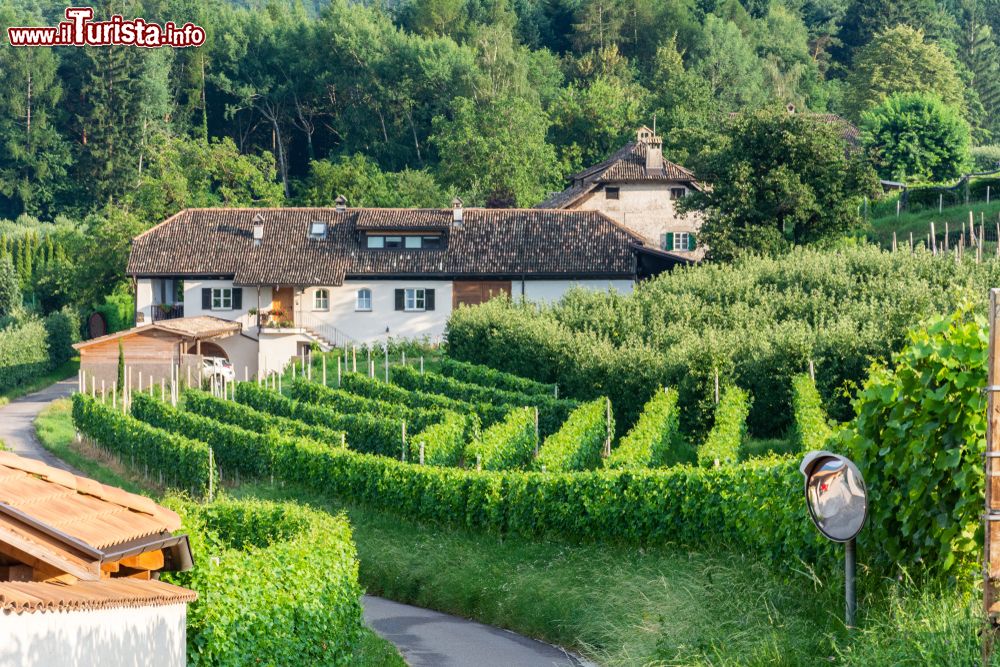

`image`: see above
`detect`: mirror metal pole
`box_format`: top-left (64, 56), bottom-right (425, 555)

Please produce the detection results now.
top-left (845, 537), bottom-right (856, 629)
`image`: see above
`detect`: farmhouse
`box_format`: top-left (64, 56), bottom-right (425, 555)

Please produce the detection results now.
top-left (0, 452), bottom-right (195, 667)
top-left (126, 203), bottom-right (681, 375)
top-left (536, 126), bottom-right (705, 258)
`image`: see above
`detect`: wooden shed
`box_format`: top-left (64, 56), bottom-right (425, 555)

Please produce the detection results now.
top-left (73, 316), bottom-right (241, 393)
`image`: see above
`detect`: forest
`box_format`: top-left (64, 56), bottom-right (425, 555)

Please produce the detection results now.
top-left (0, 0), bottom-right (998, 312)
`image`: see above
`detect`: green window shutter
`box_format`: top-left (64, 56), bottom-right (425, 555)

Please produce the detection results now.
top-left (395, 289), bottom-right (405, 311)
top-left (665, 232), bottom-right (674, 251)
top-left (425, 289), bottom-right (435, 311)
top-left (202, 288), bottom-right (211, 309)
top-left (688, 234), bottom-right (696, 251)
top-left (233, 288), bottom-right (243, 309)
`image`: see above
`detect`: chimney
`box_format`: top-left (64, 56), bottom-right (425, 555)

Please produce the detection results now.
top-left (335, 194), bottom-right (348, 212)
top-left (252, 213), bottom-right (264, 247)
top-left (645, 135), bottom-right (664, 174)
top-left (452, 196), bottom-right (464, 227)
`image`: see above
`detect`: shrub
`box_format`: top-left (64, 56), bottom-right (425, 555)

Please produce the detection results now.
top-left (843, 305), bottom-right (986, 578)
top-left (0, 254), bottom-right (19, 316)
top-left (445, 246), bottom-right (1000, 439)
top-left (971, 144), bottom-right (1000, 171)
top-left (184, 389), bottom-right (346, 447)
top-left (290, 379), bottom-right (446, 433)
top-left (437, 357), bottom-right (557, 397)
top-left (535, 399), bottom-right (610, 472)
top-left (94, 291), bottom-right (134, 333)
top-left (791, 374), bottom-right (833, 452)
top-left (390, 365), bottom-right (578, 436)
top-left (0, 316), bottom-right (50, 392)
top-left (43, 306), bottom-right (80, 365)
top-left (341, 371), bottom-right (509, 426)
top-left (411, 411), bottom-right (472, 466)
top-left (466, 407), bottom-right (537, 470)
top-left (164, 497), bottom-right (363, 665)
top-left (71, 393), bottom-right (212, 495)
top-left (236, 382), bottom-right (404, 458)
top-left (606, 388), bottom-right (688, 469)
top-left (698, 387), bottom-right (750, 467)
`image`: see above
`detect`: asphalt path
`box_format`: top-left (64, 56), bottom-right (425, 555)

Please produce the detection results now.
top-left (0, 377), bottom-right (78, 472)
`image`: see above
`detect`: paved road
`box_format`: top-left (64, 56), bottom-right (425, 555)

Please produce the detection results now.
top-left (0, 380), bottom-right (591, 667)
top-left (0, 377), bottom-right (78, 472)
top-left (363, 596), bottom-right (593, 667)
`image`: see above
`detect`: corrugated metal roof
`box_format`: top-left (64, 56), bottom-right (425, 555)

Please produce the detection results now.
top-left (128, 208), bottom-right (643, 283)
top-left (0, 579), bottom-right (196, 614)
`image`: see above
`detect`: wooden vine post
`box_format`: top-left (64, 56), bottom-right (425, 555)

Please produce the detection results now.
top-left (604, 397), bottom-right (612, 458)
top-left (984, 288), bottom-right (1000, 661)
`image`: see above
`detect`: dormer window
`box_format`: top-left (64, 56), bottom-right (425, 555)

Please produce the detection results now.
top-left (366, 234), bottom-right (442, 250)
top-left (309, 221), bottom-right (327, 238)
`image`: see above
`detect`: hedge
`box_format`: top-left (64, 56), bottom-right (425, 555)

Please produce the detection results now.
top-left (0, 317), bottom-right (50, 393)
top-left (184, 389), bottom-right (346, 447)
top-left (791, 374), bottom-right (834, 452)
top-left (437, 357), bottom-right (557, 397)
top-left (390, 365), bottom-right (578, 437)
top-left (131, 393), bottom-right (323, 482)
top-left (267, 435), bottom-right (833, 565)
top-left (164, 497), bottom-right (363, 665)
top-left (535, 399), bottom-right (610, 472)
top-left (606, 388), bottom-right (688, 469)
top-left (44, 306), bottom-right (80, 365)
top-left (410, 411), bottom-right (471, 466)
top-left (465, 407), bottom-right (537, 471)
top-left (290, 379), bottom-right (447, 433)
top-left (341, 371), bottom-right (510, 427)
top-left (235, 382), bottom-right (404, 458)
top-left (71, 393), bottom-right (213, 496)
top-left (698, 387), bottom-right (751, 467)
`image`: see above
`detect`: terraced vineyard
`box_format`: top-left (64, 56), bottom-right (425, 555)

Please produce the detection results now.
top-left (71, 356), bottom-right (837, 566)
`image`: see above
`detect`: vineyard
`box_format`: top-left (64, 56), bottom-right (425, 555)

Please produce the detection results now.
top-left (62, 306), bottom-right (994, 662)
top-left (71, 353), bottom-right (847, 567)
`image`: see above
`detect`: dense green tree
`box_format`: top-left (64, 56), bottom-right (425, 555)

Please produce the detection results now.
top-left (680, 108), bottom-right (880, 260)
top-left (689, 15), bottom-right (768, 112)
top-left (860, 93), bottom-right (971, 182)
top-left (843, 26), bottom-right (965, 119)
top-left (131, 136), bottom-right (285, 223)
top-left (0, 254), bottom-right (19, 317)
top-left (0, 7), bottom-right (71, 219)
top-left (431, 95), bottom-right (559, 206)
top-left (74, 206), bottom-right (147, 305)
top-left (956, 1), bottom-right (1000, 140)
top-left (296, 154), bottom-right (448, 207)
top-left (548, 75), bottom-right (648, 172)
top-left (835, 0), bottom-right (956, 64)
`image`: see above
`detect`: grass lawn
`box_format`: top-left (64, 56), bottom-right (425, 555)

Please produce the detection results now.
top-left (868, 200), bottom-right (1000, 247)
top-left (36, 400), bottom-right (996, 666)
top-left (0, 357), bottom-right (79, 407)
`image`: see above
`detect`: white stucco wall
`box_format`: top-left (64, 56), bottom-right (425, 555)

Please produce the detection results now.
top-left (217, 334), bottom-right (262, 380)
top-left (182, 280), bottom-right (270, 331)
top-left (135, 279), bottom-right (155, 326)
top-left (0, 603), bottom-right (187, 667)
top-left (520, 279), bottom-right (634, 304)
top-left (299, 281), bottom-right (453, 346)
top-left (258, 331), bottom-right (310, 375)
top-left (574, 182), bottom-right (704, 257)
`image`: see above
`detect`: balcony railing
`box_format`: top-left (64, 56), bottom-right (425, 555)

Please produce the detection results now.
top-left (152, 303), bottom-right (184, 322)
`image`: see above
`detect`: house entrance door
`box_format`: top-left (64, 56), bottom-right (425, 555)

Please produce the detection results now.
top-left (272, 287), bottom-right (295, 324)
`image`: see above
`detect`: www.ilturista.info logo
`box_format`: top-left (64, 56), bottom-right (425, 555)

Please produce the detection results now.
top-left (7, 7), bottom-right (205, 47)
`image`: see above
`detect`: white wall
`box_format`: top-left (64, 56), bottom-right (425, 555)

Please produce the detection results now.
top-left (183, 280), bottom-right (271, 331)
top-left (135, 279), bottom-right (155, 326)
top-left (520, 279), bottom-right (634, 304)
top-left (218, 334), bottom-right (262, 380)
top-left (258, 332), bottom-right (310, 375)
top-left (574, 182), bottom-right (704, 257)
top-left (0, 603), bottom-right (187, 667)
top-left (299, 281), bottom-right (452, 346)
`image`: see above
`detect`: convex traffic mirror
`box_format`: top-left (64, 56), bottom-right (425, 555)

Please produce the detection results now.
top-left (800, 450), bottom-right (867, 542)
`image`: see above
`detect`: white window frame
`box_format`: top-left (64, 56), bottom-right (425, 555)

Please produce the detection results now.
top-left (313, 288), bottom-right (330, 311)
top-left (356, 288), bottom-right (372, 312)
top-left (404, 288), bottom-right (426, 312)
top-left (673, 232), bottom-right (690, 252)
top-left (211, 287), bottom-right (232, 311)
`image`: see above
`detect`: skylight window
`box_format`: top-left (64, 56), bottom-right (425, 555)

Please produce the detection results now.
top-left (309, 221), bottom-right (327, 238)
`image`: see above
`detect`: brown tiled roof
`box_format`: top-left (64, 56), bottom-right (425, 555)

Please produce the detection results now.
top-left (0, 452), bottom-right (181, 551)
top-left (0, 579), bottom-right (197, 614)
top-left (536, 142), bottom-right (699, 209)
top-left (353, 209), bottom-right (452, 230)
top-left (128, 208), bottom-right (643, 284)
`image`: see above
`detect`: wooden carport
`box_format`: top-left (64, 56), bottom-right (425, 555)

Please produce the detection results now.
top-left (73, 316), bottom-right (241, 393)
